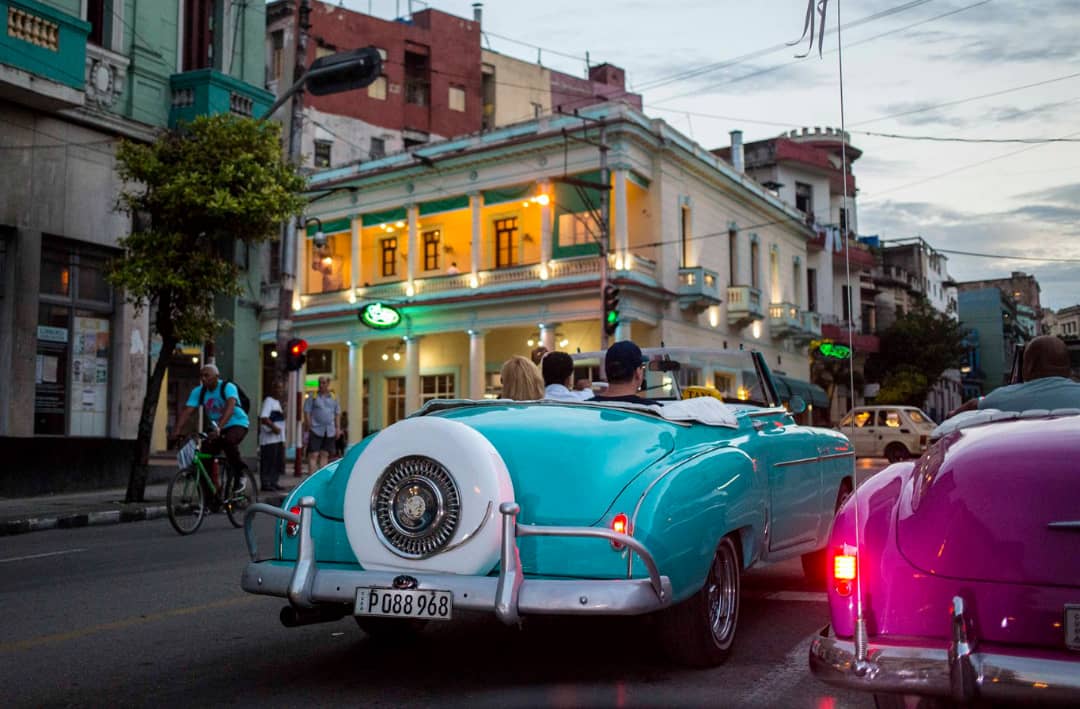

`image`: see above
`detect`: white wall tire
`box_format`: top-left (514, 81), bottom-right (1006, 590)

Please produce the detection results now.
top-left (343, 416), bottom-right (514, 574)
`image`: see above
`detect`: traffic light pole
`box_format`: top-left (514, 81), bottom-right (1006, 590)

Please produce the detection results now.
top-left (598, 122), bottom-right (611, 350)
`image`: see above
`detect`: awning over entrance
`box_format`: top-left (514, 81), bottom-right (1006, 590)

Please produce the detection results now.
top-left (774, 375), bottom-right (829, 409)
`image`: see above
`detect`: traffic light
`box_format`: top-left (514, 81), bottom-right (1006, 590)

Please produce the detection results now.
top-left (603, 284), bottom-right (620, 336)
top-left (285, 338), bottom-right (308, 372)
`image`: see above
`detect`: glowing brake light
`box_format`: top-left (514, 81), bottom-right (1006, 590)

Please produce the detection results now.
top-left (610, 512), bottom-right (629, 550)
top-left (286, 505), bottom-right (302, 537)
top-left (834, 553), bottom-right (856, 580)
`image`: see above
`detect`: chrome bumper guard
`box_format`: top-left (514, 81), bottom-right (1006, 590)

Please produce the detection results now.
top-left (809, 624), bottom-right (1080, 705)
top-left (242, 498), bottom-right (672, 625)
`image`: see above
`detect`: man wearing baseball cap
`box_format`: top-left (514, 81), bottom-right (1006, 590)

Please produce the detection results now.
top-left (592, 340), bottom-right (662, 405)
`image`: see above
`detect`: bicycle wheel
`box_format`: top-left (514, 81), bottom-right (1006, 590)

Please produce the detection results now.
top-left (167, 467), bottom-right (207, 535)
top-left (225, 469), bottom-right (259, 528)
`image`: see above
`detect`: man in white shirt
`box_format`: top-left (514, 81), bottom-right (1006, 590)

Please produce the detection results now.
top-left (542, 351), bottom-right (594, 402)
top-left (259, 381), bottom-right (286, 491)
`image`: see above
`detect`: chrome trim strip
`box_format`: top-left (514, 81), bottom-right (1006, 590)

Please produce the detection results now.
top-left (747, 408), bottom-right (789, 418)
top-left (1048, 521), bottom-right (1080, 530)
top-left (774, 456), bottom-right (820, 468)
top-left (809, 625), bottom-right (1080, 704)
top-left (437, 501), bottom-right (493, 555)
top-left (287, 496), bottom-right (317, 609)
top-left (819, 451), bottom-right (856, 461)
top-left (495, 502), bottom-right (523, 625)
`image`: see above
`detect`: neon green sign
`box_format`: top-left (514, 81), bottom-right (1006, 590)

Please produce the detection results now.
top-left (818, 342), bottom-right (851, 360)
top-left (359, 302), bottom-right (402, 330)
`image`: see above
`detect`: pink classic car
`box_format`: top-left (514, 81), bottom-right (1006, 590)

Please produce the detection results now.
top-left (809, 409), bottom-right (1080, 706)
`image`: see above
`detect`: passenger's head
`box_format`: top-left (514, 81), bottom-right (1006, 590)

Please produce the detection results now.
top-left (530, 345), bottom-right (549, 366)
top-left (1022, 335), bottom-right (1072, 381)
top-left (500, 356), bottom-right (545, 400)
top-left (541, 351), bottom-right (575, 387)
top-left (605, 340), bottom-right (646, 385)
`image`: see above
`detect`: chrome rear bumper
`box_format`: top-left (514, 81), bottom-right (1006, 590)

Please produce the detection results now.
top-left (242, 498), bottom-right (672, 625)
top-left (809, 625), bottom-right (1080, 705)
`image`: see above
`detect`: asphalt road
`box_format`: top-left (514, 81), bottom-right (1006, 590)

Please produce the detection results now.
top-left (0, 469), bottom-right (888, 709)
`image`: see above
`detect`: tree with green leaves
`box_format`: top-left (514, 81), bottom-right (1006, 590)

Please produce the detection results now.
top-left (109, 115), bottom-right (305, 502)
top-left (865, 298), bottom-right (967, 407)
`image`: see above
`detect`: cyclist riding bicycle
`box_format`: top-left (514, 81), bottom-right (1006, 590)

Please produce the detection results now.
top-left (173, 364), bottom-right (251, 489)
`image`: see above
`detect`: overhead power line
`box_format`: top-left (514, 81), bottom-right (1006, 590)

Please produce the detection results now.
top-left (855, 130), bottom-right (1080, 144)
top-left (898, 246), bottom-right (1080, 264)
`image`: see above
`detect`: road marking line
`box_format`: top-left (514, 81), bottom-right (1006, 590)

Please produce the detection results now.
top-left (741, 630), bottom-right (819, 705)
top-left (0, 548), bottom-right (88, 564)
top-left (745, 590), bottom-right (828, 603)
top-left (0, 596), bottom-right (261, 653)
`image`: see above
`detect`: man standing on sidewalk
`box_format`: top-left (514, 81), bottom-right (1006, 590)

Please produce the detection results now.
top-left (258, 381), bottom-right (286, 491)
top-left (303, 376), bottom-right (340, 475)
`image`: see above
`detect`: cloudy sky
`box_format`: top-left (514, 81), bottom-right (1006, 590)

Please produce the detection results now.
top-left (342, 0), bottom-right (1080, 309)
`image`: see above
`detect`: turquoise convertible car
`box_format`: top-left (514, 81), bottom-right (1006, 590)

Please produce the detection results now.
top-left (241, 348), bottom-right (853, 666)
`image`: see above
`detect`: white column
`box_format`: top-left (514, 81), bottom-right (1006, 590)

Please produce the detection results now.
top-left (350, 215), bottom-right (361, 297)
top-left (347, 341), bottom-right (364, 444)
top-left (539, 180), bottom-right (552, 266)
top-left (468, 329), bottom-right (486, 399)
top-left (614, 320), bottom-right (631, 343)
top-left (293, 221), bottom-right (305, 311)
top-left (539, 322), bottom-right (557, 352)
top-left (470, 193), bottom-right (482, 282)
top-left (613, 168), bottom-right (629, 264)
top-left (407, 204), bottom-right (419, 288)
top-left (405, 335), bottom-right (421, 414)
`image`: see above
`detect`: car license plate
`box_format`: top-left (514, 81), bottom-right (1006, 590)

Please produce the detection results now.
top-left (1066, 605), bottom-right (1080, 651)
top-left (355, 587), bottom-right (453, 620)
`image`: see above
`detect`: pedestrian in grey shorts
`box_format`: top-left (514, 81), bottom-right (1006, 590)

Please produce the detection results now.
top-left (303, 375), bottom-right (340, 475)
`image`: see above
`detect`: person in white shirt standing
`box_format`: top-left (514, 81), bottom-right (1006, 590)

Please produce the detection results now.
top-left (258, 381), bottom-right (286, 491)
top-left (541, 351), bottom-right (594, 402)
top-left (303, 375), bottom-right (341, 475)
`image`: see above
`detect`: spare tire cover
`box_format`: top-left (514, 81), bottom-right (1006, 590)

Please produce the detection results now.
top-left (343, 416), bottom-right (514, 574)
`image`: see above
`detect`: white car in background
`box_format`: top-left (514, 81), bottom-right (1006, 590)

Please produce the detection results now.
top-left (837, 405), bottom-right (936, 462)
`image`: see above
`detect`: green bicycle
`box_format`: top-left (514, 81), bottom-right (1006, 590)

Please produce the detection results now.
top-left (167, 432), bottom-right (259, 535)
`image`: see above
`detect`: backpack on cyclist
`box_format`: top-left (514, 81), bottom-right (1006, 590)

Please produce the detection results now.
top-left (199, 379), bottom-right (253, 420)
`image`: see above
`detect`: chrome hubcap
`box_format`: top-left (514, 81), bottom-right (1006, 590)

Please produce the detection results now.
top-left (372, 455), bottom-right (461, 558)
top-left (706, 543), bottom-right (738, 645)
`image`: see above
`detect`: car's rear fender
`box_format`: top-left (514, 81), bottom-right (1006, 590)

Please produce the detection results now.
top-left (623, 446), bottom-right (763, 603)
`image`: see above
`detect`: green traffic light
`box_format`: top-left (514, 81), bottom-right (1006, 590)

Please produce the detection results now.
top-left (606, 310), bottom-right (619, 325)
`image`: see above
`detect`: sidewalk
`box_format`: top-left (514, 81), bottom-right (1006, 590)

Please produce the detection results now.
top-left (0, 476), bottom-right (299, 537)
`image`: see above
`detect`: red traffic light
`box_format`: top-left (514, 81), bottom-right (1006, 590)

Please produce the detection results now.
top-left (285, 338), bottom-right (308, 372)
top-left (289, 339), bottom-right (308, 356)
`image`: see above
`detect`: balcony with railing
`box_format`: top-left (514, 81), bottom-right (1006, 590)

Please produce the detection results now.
top-left (727, 285), bottom-right (764, 327)
top-left (797, 310), bottom-right (822, 341)
top-left (168, 69), bottom-right (274, 127)
top-left (768, 301), bottom-right (802, 337)
top-left (0, 0), bottom-right (88, 110)
top-left (678, 266), bottom-right (722, 311)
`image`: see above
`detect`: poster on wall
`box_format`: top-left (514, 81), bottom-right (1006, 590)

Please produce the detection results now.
top-left (70, 316), bottom-right (110, 436)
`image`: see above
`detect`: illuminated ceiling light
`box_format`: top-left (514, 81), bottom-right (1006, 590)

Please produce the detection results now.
top-left (347, 291), bottom-right (357, 304)
top-left (708, 306), bottom-right (720, 328)
top-left (270, 350), bottom-right (278, 358)
top-left (527, 338), bottom-right (536, 347)
top-left (539, 264), bottom-right (549, 281)
top-left (322, 256), bottom-right (333, 266)
top-left (382, 353), bottom-right (389, 361)
top-left (395, 220), bottom-right (405, 228)
top-left (751, 321), bottom-right (762, 339)
top-left (559, 338), bottom-right (569, 348)
top-left (405, 282), bottom-right (415, 297)
top-left (469, 274), bottom-right (479, 289)
top-left (292, 297), bottom-right (302, 311)
top-left (613, 255), bottom-right (624, 270)
top-left (534, 193), bottom-right (550, 206)
top-left (393, 352), bottom-right (401, 361)
top-left (521, 201), bottom-right (530, 207)
top-left (191, 356), bottom-right (199, 364)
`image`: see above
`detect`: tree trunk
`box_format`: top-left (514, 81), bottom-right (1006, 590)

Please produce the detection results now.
top-left (125, 293), bottom-right (178, 502)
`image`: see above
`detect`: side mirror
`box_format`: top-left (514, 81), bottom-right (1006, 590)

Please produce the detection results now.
top-left (788, 395), bottom-right (807, 415)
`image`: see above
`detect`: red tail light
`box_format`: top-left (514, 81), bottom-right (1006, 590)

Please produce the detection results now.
top-left (834, 551), bottom-right (856, 596)
top-left (610, 512), bottom-right (629, 550)
top-left (286, 505), bottom-right (302, 537)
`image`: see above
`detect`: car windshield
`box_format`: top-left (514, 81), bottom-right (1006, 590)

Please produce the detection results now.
top-left (572, 347), bottom-right (778, 408)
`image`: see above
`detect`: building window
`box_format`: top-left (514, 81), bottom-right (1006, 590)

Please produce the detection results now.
top-left (839, 207), bottom-right (849, 233)
top-left (404, 50), bottom-right (430, 106)
top-left (386, 376), bottom-right (406, 427)
top-left (381, 237), bottom-right (397, 277)
top-left (35, 240), bottom-right (115, 437)
top-left (714, 372), bottom-right (735, 396)
top-left (728, 229), bottom-right (737, 285)
top-left (422, 230), bottom-right (441, 271)
top-left (449, 86), bottom-right (466, 112)
top-left (793, 260), bottom-right (802, 308)
top-left (315, 45), bottom-right (333, 60)
top-left (422, 374), bottom-right (455, 403)
top-left (557, 212), bottom-right (599, 247)
top-left (314, 140), bottom-right (332, 168)
top-left (807, 268), bottom-right (818, 312)
top-left (305, 231), bottom-right (349, 294)
top-left (87, 0), bottom-right (111, 48)
top-left (305, 349), bottom-right (333, 376)
top-left (182, 0), bottom-right (214, 71)
top-left (795, 182), bottom-right (813, 217)
top-left (270, 30), bottom-right (285, 81)
top-left (769, 248), bottom-right (780, 301)
top-left (481, 66), bottom-right (496, 130)
top-left (494, 217), bottom-right (518, 268)
top-left (370, 136), bottom-right (386, 159)
top-left (750, 240), bottom-right (760, 290)
top-left (680, 205), bottom-right (691, 268)
top-left (841, 285), bottom-right (851, 322)
top-left (368, 75), bottom-right (387, 101)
